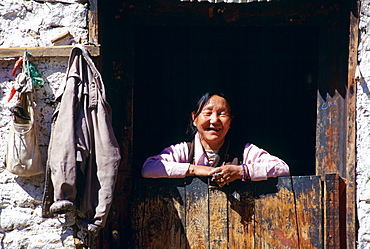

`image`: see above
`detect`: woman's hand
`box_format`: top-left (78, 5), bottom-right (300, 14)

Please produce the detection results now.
top-left (209, 165), bottom-right (245, 187)
top-left (186, 164), bottom-right (214, 177)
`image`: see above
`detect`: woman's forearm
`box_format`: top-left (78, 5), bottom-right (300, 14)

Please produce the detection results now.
top-left (186, 164), bottom-right (214, 177)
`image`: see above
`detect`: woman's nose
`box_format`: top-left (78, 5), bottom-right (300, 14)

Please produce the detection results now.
top-left (210, 113), bottom-right (219, 123)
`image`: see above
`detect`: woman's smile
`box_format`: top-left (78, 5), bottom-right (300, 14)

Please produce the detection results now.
top-left (205, 127), bottom-right (221, 132)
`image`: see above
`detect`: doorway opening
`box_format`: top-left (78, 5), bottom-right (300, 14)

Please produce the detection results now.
top-left (132, 25), bottom-right (318, 176)
top-left (99, 1), bottom-right (358, 247)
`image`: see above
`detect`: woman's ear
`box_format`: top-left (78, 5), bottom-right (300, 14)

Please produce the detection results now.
top-left (191, 112), bottom-right (196, 126)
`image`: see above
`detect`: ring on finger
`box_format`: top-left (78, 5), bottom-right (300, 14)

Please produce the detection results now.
top-left (220, 178), bottom-right (225, 183)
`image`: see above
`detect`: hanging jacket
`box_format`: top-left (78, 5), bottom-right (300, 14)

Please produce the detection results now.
top-left (44, 45), bottom-right (121, 231)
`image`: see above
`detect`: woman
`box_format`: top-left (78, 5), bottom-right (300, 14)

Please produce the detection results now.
top-left (141, 92), bottom-right (290, 187)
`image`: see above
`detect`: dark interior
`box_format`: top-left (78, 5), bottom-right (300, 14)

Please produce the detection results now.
top-left (132, 25), bottom-right (318, 176)
top-left (99, 2), bottom-right (324, 178)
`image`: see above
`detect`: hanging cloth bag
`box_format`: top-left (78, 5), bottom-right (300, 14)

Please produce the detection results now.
top-left (5, 92), bottom-right (44, 176)
top-left (5, 51), bottom-right (44, 177)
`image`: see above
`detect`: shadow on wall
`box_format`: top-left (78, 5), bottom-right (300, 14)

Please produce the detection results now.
top-left (15, 174), bottom-right (45, 204)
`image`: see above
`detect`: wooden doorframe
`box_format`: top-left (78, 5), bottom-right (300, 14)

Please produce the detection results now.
top-left (345, 1), bottom-right (359, 247)
top-left (95, 0), bottom-right (360, 248)
top-left (314, 1), bottom-right (359, 248)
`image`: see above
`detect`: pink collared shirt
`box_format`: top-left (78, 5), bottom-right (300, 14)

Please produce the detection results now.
top-left (142, 133), bottom-right (290, 181)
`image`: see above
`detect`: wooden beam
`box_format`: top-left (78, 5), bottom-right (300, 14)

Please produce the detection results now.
top-left (228, 181), bottom-right (255, 248)
top-left (315, 2), bottom-right (352, 177)
top-left (323, 174), bottom-right (345, 248)
top-left (253, 177), bottom-right (299, 249)
top-left (88, 0), bottom-right (99, 44)
top-left (209, 186), bottom-right (228, 248)
top-left (0, 45), bottom-right (100, 58)
top-left (185, 177), bottom-right (209, 248)
top-left (345, 1), bottom-right (360, 248)
top-left (292, 175), bottom-right (323, 248)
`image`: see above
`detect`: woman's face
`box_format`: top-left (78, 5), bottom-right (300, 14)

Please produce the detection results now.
top-left (192, 95), bottom-right (232, 150)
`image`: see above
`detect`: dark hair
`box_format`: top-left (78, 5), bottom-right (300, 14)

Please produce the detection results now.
top-left (186, 92), bottom-right (232, 137)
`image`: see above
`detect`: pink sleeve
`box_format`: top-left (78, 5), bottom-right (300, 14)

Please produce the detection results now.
top-left (141, 142), bottom-right (190, 178)
top-left (243, 143), bottom-right (290, 181)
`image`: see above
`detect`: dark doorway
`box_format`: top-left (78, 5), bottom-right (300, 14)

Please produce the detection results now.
top-left (99, 2), bottom-right (325, 180)
top-left (99, 0), bottom-right (354, 193)
top-left (99, 1), bottom-right (358, 248)
top-left (132, 25), bottom-right (318, 176)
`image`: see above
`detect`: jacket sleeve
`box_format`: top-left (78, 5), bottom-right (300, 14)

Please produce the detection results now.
top-left (141, 142), bottom-right (190, 178)
top-left (47, 73), bottom-right (79, 201)
top-left (243, 143), bottom-right (290, 181)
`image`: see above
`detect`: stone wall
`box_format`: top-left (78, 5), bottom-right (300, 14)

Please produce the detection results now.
top-left (357, 0), bottom-right (370, 247)
top-left (0, 0), bottom-right (88, 248)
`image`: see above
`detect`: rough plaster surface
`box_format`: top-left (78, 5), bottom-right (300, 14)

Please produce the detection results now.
top-left (0, 0), bottom-right (88, 248)
top-left (0, 0), bottom-right (88, 47)
top-left (0, 57), bottom-right (76, 249)
top-left (358, 0), bottom-right (370, 248)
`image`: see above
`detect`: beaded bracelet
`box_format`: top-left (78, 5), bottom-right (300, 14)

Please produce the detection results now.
top-left (241, 164), bottom-right (246, 182)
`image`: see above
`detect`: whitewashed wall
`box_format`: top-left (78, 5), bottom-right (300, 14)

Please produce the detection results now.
top-left (357, 0), bottom-right (370, 247)
top-left (0, 0), bottom-right (88, 248)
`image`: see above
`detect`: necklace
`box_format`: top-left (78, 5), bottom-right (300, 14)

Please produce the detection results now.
top-left (205, 149), bottom-right (219, 166)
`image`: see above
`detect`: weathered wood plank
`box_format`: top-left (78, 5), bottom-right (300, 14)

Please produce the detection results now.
top-left (129, 178), bottom-right (188, 249)
top-left (88, 0), bottom-right (99, 44)
top-left (346, 1), bottom-right (359, 248)
top-left (315, 3), bottom-right (350, 178)
top-left (209, 185), bottom-right (228, 249)
top-left (323, 174), bottom-right (341, 248)
top-left (185, 177), bottom-right (209, 249)
top-left (101, 23), bottom-right (134, 248)
top-left (316, 91), bottom-right (347, 176)
top-left (131, 175), bottom-right (326, 248)
top-left (116, 1), bottom-right (344, 27)
top-left (254, 177), bottom-right (299, 249)
top-left (128, 178), bottom-right (146, 249)
top-left (292, 175), bottom-right (323, 248)
top-left (228, 181), bottom-right (255, 249)
top-left (0, 45), bottom-right (100, 58)
top-left (141, 179), bottom-right (187, 249)
top-left (172, 179), bottom-right (188, 249)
